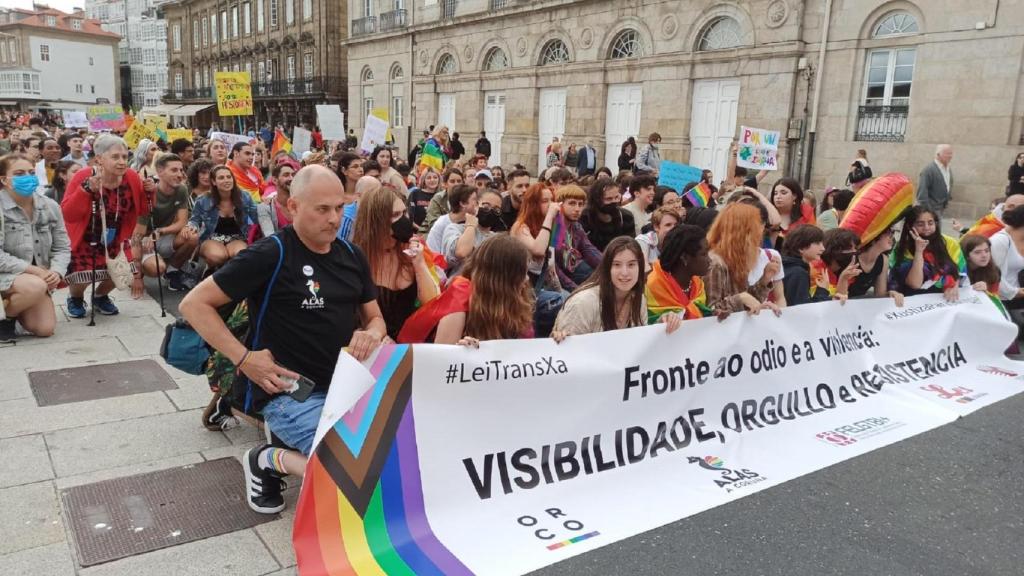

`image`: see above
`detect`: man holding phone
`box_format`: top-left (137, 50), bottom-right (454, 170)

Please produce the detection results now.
top-left (180, 165), bottom-right (386, 514)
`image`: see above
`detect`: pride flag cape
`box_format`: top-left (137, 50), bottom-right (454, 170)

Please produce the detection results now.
top-left (396, 276), bottom-right (472, 344)
top-left (891, 234), bottom-right (967, 290)
top-left (416, 138), bottom-right (447, 174)
top-left (684, 182), bottom-right (712, 208)
top-left (644, 260), bottom-right (710, 323)
top-left (293, 345), bottom-right (476, 576)
top-left (965, 212), bottom-right (1004, 238)
top-left (228, 162), bottom-right (266, 203)
top-left (271, 129), bottom-right (293, 158)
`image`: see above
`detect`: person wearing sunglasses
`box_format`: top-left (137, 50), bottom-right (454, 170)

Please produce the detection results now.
top-left (822, 226), bottom-right (904, 306)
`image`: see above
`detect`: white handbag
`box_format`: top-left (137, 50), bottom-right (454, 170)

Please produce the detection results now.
top-left (98, 189), bottom-right (134, 292)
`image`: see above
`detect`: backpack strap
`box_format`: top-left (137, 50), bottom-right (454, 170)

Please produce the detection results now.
top-left (243, 233), bottom-right (285, 413)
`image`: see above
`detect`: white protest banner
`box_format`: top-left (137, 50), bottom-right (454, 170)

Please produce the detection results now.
top-left (360, 113), bottom-right (389, 153)
top-left (315, 105), bottom-right (345, 141)
top-left (63, 110), bottom-right (89, 128)
top-left (292, 126), bottom-right (312, 155)
top-left (209, 131), bottom-right (253, 149)
top-left (737, 125), bottom-right (781, 171)
top-left (292, 292), bottom-right (1022, 575)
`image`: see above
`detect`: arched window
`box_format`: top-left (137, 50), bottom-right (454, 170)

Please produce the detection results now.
top-left (436, 53), bottom-right (456, 75)
top-left (609, 29), bottom-right (640, 59)
top-left (361, 67), bottom-right (374, 82)
top-left (872, 11), bottom-right (919, 38)
top-left (697, 16), bottom-right (744, 51)
top-left (539, 39), bottom-right (569, 65)
top-left (390, 64), bottom-right (403, 80)
top-left (483, 47), bottom-right (509, 71)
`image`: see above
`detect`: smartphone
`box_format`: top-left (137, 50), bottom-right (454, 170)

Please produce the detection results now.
top-left (280, 373), bottom-right (316, 402)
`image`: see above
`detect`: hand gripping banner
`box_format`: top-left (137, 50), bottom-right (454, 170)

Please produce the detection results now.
top-left (293, 292), bottom-right (1023, 575)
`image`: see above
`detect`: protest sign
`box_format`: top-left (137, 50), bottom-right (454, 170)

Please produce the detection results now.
top-left (215, 71), bottom-right (253, 116)
top-left (371, 107), bottom-right (393, 143)
top-left (209, 131), bottom-right (253, 149)
top-left (166, 128), bottom-right (193, 142)
top-left (63, 110), bottom-right (89, 128)
top-left (144, 115), bottom-right (169, 141)
top-left (293, 292), bottom-right (1022, 576)
top-left (315, 105), bottom-right (345, 141)
top-left (657, 160), bottom-right (703, 193)
top-left (360, 113), bottom-right (389, 153)
top-left (123, 121), bottom-right (157, 149)
top-left (292, 126), bottom-right (312, 156)
top-left (737, 125), bottom-right (780, 171)
top-left (87, 105), bottom-right (126, 131)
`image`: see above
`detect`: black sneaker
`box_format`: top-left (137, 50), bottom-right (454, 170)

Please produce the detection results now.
top-left (0, 319), bottom-right (16, 343)
top-left (166, 270), bottom-right (187, 292)
top-left (243, 445), bottom-right (286, 514)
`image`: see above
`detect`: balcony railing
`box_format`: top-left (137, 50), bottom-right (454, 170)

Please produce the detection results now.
top-left (854, 105), bottom-right (909, 142)
top-left (441, 0), bottom-right (457, 20)
top-left (380, 9), bottom-right (407, 32)
top-left (352, 16), bottom-right (376, 36)
top-left (489, 0), bottom-right (508, 10)
top-left (164, 76), bottom-right (341, 101)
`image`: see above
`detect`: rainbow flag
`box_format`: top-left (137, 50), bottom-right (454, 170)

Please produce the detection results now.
top-left (891, 234), bottom-right (966, 290)
top-left (964, 212), bottom-right (1004, 238)
top-left (228, 162), bottom-right (266, 203)
top-left (684, 182), bottom-right (712, 208)
top-left (549, 212), bottom-right (568, 249)
top-left (292, 345), bottom-right (475, 575)
top-left (417, 138), bottom-right (447, 174)
top-left (644, 260), bottom-right (711, 323)
top-left (271, 129), bottom-right (292, 158)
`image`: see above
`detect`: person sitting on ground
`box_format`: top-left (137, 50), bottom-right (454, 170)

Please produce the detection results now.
top-left (622, 174), bottom-right (657, 236)
top-left (554, 236), bottom-right (682, 341)
top-left (652, 185), bottom-right (684, 219)
top-left (442, 185), bottom-right (501, 272)
top-left (47, 160), bottom-right (80, 204)
top-left (889, 206), bottom-right (964, 302)
top-left (398, 234), bottom-right (534, 344)
top-left (180, 165), bottom-right (386, 515)
top-left (353, 186), bottom-right (441, 339)
top-left (500, 168), bottom-right (530, 230)
top-left (423, 167), bottom-right (464, 238)
top-left (816, 188), bottom-right (854, 231)
top-left (821, 228), bottom-right (903, 305)
top-left (961, 233), bottom-right (1001, 294)
top-left (705, 203), bottom-right (786, 317)
top-left (636, 206), bottom-right (681, 273)
top-left (186, 158), bottom-right (214, 209)
top-left (130, 138), bottom-right (158, 181)
top-left (512, 182), bottom-right (565, 337)
top-left (226, 142), bottom-right (266, 203)
top-left (780, 224), bottom-right (835, 307)
top-left (138, 153), bottom-right (197, 291)
top-left (580, 178), bottom-right (635, 252)
top-left (186, 165), bottom-right (258, 270)
top-left (645, 224), bottom-right (713, 323)
top-left (208, 139), bottom-right (228, 166)
top-left (62, 134), bottom-right (149, 318)
top-left (553, 184), bottom-right (603, 290)
top-left (0, 153), bottom-right (71, 342)
top-left (987, 204), bottom-right (1024, 300)
top-left (252, 160), bottom-right (298, 242)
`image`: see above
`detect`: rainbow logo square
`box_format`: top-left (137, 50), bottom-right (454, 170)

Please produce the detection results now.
top-left (546, 531), bottom-right (601, 551)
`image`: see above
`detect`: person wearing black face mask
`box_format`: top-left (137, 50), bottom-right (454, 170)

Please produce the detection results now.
top-left (442, 185), bottom-right (500, 272)
top-left (822, 227), bottom-right (904, 306)
top-left (352, 186), bottom-right (442, 340)
top-left (580, 179), bottom-right (635, 252)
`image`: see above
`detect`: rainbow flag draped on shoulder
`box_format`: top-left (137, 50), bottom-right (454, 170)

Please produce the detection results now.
top-left (644, 260), bottom-right (710, 323)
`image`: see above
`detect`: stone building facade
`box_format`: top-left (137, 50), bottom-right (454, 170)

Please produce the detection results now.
top-left (346, 0), bottom-right (1024, 218)
top-left (161, 0), bottom-right (347, 130)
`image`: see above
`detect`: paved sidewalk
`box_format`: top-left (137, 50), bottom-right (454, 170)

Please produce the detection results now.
top-left (0, 288), bottom-right (297, 576)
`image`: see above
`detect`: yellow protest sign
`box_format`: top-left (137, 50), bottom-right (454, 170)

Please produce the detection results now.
top-left (166, 128), bottom-right (193, 142)
top-left (123, 121), bottom-right (157, 149)
top-left (144, 115), bottom-right (169, 140)
top-left (215, 71), bottom-right (253, 116)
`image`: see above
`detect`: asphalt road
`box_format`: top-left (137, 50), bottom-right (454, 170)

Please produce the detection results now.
top-left (530, 393), bottom-right (1024, 576)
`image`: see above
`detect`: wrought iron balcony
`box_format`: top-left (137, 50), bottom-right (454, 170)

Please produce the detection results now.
top-left (379, 9), bottom-right (407, 32)
top-left (352, 16), bottom-right (376, 36)
top-left (164, 76), bottom-right (341, 102)
top-left (441, 0), bottom-right (457, 20)
top-left (163, 86), bottom-right (213, 100)
top-left (489, 0), bottom-right (508, 10)
top-left (854, 105), bottom-right (909, 142)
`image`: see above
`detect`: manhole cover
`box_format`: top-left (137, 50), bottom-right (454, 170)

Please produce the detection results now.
top-left (29, 359), bottom-right (177, 406)
top-left (61, 458), bottom-right (278, 567)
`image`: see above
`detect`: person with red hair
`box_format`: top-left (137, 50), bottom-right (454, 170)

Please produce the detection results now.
top-left (511, 182), bottom-right (564, 336)
top-left (705, 203), bottom-right (786, 316)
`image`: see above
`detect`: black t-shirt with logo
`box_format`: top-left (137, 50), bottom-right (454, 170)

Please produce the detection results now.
top-left (213, 226), bottom-right (377, 407)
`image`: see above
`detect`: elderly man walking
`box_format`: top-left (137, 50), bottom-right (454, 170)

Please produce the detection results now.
top-left (916, 144), bottom-right (953, 218)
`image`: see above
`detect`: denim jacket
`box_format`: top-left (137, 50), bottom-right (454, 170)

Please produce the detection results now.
top-left (0, 191), bottom-right (71, 289)
top-left (188, 193), bottom-right (258, 242)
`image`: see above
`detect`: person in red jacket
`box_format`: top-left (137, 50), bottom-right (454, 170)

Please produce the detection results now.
top-left (61, 134), bottom-right (149, 318)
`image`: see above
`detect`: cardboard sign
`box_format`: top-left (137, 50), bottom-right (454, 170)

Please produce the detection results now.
top-left (209, 131), bottom-right (253, 149)
top-left (165, 128), bottom-right (193, 142)
top-left (87, 105), bottom-right (126, 131)
top-left (737, 126), bottom-right (781, 171)
top-left (215, 71), bottom-right (253, 116)
top-left (315, 105), bottom-right (345, 141)
top-left (63, 110), bottom-right (89, 128)
top-left (292, 126), bottom-right (312, 155)
top-left (657, 160), bottom-right (704, 193)
top-left (123, 121), bottom-right (157, 149)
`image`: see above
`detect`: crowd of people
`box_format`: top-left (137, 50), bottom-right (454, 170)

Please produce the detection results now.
top-left (2, 113), bottom-right (1023, 517)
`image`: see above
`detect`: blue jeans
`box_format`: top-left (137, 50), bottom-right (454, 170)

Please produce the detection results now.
top-left (262, 391), bottom-right (327, 456)
top-left (571, 261), bottom-right (594, 286)
top-left (534, 289), bottom-right (567, 338)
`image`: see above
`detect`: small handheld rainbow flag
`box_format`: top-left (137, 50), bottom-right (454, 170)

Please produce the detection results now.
top-left (684, 182), bottom-right (712, 207)
top-left (271, 129), bottom-right (292, 158)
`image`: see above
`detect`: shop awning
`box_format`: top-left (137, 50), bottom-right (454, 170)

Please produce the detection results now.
top-left (142, 103), bottom-right (182, 115)
top-left (169, 104), bottom-right (214, 116)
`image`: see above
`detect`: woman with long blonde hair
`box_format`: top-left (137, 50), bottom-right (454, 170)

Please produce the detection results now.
top-left (397, 234), bottom-right (534, 344)
top-left (705, 203), bottom-right (786, 317)
top-left (352, 185), bottom-right (440, 339)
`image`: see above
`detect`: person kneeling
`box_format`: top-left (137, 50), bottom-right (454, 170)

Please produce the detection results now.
top-left (139, 153), bottom-right (198, 291)
top-left (180, 165), bottom-right (386, 514)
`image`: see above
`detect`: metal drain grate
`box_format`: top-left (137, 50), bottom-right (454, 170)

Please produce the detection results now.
top-left (29, 359), bottom-right (177, 406)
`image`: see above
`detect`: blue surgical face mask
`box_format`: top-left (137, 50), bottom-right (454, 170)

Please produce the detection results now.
top-left (10, 174), bottom-right (38, 197)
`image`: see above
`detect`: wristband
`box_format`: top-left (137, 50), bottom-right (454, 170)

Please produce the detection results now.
top-left (542, 226), bottom-right (552, 233)
top-left (237, 350), bottom-right (251, 369)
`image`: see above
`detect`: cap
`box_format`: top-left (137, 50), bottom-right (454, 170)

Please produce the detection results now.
top-left (475, 169), bottom-right (493, 181)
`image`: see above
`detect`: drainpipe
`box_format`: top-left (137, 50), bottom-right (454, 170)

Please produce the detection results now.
top-left (804, 0), bottom-right (833, 188)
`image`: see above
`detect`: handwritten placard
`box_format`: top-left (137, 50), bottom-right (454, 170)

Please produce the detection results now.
top-left (315, 105), bottom-right (345, 141)
top-left (215, 71), bottom-right (253, 117)
top-left (360, 114), bottom-right (389, 153)
top-left (737, 126), bottom-right (780, 171)
top-left (657, 160), bottom-right (704, 193)
top-left (87, 105), bottom-right (126, 131)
